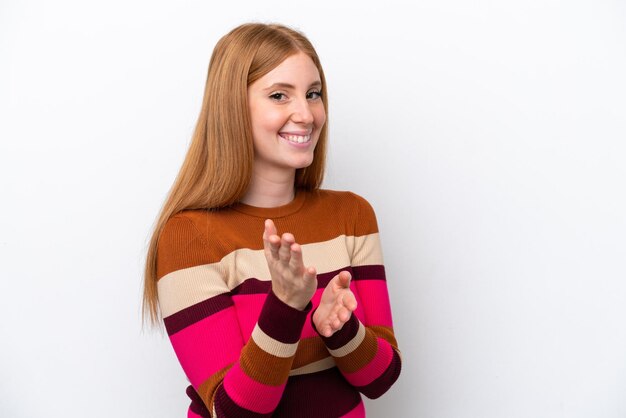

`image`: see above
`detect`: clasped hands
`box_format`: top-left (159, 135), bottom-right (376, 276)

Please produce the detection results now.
top-left (263, 219), bottom-right (357, 337)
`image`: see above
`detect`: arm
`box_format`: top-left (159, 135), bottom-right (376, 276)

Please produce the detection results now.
top-left (156, 215), bottom-right (311, 417)
top-left (311, 195), bottom-right (402, 399)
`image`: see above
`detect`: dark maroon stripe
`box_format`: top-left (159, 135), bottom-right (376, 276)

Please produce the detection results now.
top-left (230, 264), bottom-right (384, 297)
top-left (316, 267), bottom-right (350, 288)
top-left (230, 278), bottom-right (270, 295)
top-left (186, 385), bottom-right (210, 417)
top-left (214, 385), bottom-right (272, 417)
top-left (355, 348), bottom-right (402, 399)
top-left (164, 265), bottom-right (385, 336)
top-left (164, 294), bottom-right (233, 336)
top-left (274, 367), bottom-right (362, 417)
top-left (258, 290), bottom-right (311, 344)
top-left (230, 268), bottom-right (353, 296)
top-left (352, 264), bottom-right (386, 281)
top-left (313, 310), bottom-right (360, 350)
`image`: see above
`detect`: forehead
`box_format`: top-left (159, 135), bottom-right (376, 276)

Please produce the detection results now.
top-left (251, 52), bottom-right (321, 89)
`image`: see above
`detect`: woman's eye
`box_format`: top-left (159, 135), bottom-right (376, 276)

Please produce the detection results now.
top-left (307, 90), bottom-right (322, 100)
top-left (269, 92), bottom-right (286, 101)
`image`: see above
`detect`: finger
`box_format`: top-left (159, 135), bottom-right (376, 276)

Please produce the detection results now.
top-left (341, 290), bottom-right (358, 311)
top-left (338, 306), bottom-right (352, 322)
top-left (278, 233), bottom-right (295, 262)
top-left (289, 242), bottom-right (303, 269)
top-left (265, 219), bottom-right (278, 237)
top-left (289, 243), bottom-right (306, 273)
top-left (262, 220), bottom-right (270, 251)
top-left (303, 266), bottom-right (317, 282)
top-left (263, 220), bottom-right (280, 259)
top-left (267, 234), bottom-right (281, 260)
top-left (322, 326), bottom-right (332, 338)
top-left (332, 317), bottom-right (341, 329)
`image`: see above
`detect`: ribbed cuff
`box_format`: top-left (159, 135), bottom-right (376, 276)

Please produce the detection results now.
top-left (258, 290), bottom-right (312, 344)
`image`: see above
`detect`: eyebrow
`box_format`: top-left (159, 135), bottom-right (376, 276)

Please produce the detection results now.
top-left (262, 81), bottom-right (322, 91)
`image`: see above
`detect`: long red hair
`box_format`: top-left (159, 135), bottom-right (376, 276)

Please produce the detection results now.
top-left (142, 23), bottom-right (329, 324)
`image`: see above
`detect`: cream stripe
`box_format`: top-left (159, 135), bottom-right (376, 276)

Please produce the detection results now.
top-left (157, 263), bottom-right (229, 318)
top-left (350, 233), bottom-right (384, 267)
top-left (158, 233), bottom-right (383, 317)
top-left (328, 321), bottom-right (366, 358)
top-left (251, 324), bottom-right (299, 358)
top-left (289, 356), bottom-right (336, 376)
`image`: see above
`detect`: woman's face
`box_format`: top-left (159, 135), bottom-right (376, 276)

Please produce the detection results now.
top-left (247, 52), bottom-right (326, 178)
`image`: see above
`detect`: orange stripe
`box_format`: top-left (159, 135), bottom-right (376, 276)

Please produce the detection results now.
top-left (157, 190), bottom-right (380, 278)
top-left (239, 339), bottom-right (295, 386)
top-left (333, 329), bottom-right (378, 373)
top-left (367, 325), bottom-right (399, 349)
top-left (197, 363), bottom-right (232, 411)
top-left (156, 215), bottom-right (212, 280)
top-left (292, 337), bottom-right (329, 369)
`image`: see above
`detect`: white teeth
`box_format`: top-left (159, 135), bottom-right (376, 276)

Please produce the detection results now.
top-left (283, 134), bottom-right (311, 143)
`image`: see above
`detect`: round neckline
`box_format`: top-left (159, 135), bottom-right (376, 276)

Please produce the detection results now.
top-left (231, 189), bottom-right (308, 218)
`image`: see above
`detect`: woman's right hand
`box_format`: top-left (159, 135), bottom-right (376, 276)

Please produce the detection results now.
top-left (263, 219), bottom-right (318, 310)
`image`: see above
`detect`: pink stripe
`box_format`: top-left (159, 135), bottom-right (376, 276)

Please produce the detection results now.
top-left (340, 400), bottom-right (366, 417)
top-left (170, 307), bottom-right (243, 387)
top-left (343, 338), bottom-right (393, 387)
top-left (354, 280), bottom-right (393, 327)
top-left (232, 293), bottom-right (266, 341)
top-left (223, 363), bottom-right (285, 414)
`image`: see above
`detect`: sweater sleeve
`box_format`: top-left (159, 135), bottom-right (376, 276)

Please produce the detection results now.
top-left (311, 194), bottom-right (402, 399)
top-left (156, 214), bottom-right (310, 417)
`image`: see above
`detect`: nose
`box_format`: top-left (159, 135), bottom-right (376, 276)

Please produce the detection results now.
top-left (290, 96), bottom-right (315, 125)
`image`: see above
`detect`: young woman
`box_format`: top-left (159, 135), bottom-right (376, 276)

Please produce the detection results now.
top-left (143, 23), bottom-right (401, 417)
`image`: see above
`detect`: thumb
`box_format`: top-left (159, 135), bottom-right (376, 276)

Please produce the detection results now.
top-left (338, 271), bottom-right (352, 288)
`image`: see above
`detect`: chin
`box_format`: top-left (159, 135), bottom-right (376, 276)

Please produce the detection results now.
top-left (292, 157), bottom-right (315, 169)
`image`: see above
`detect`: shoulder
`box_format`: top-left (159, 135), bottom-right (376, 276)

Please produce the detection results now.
top-left (156, 206), bottom-right (256, 279)
top-left (159, 207), bottom-right (242, 247)
top-left (156, 210), bottom-right (212, 280)
top-left (308, 189), bottom-right (372, 208)
top-left (311, 189), bottom-right (379, 235)
top-left (159, 210), bottom-right (209, 251)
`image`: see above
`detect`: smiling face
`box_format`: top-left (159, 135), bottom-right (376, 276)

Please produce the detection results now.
top-left (247, 52), bottom-right (326, 180)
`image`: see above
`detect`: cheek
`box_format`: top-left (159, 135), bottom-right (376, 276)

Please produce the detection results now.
top-left (257, 109), bottom-right (287, 133)
top-left (311, 101), bottom-right (326, 125)
top-left (314, 107), bottom-right (326, 128)
top-left (250, 103), bottom-right (282, 135)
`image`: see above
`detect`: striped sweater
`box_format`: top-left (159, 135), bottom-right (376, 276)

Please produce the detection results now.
top-left (156, 189), bottom-right (401, 417)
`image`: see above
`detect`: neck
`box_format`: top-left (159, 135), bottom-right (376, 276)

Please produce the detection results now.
top-left (240, 168), bottom-right (296, 208)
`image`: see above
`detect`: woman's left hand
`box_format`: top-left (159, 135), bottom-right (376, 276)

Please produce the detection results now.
top-left (313, 271), bottom-right (358, 337)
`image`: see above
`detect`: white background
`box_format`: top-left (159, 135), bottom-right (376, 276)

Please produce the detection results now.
top-left (1, 0), bottom-right (625, 417)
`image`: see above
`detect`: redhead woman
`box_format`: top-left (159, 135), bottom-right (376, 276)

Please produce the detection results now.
top-left (143, 23), bottom-right (401, 417)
